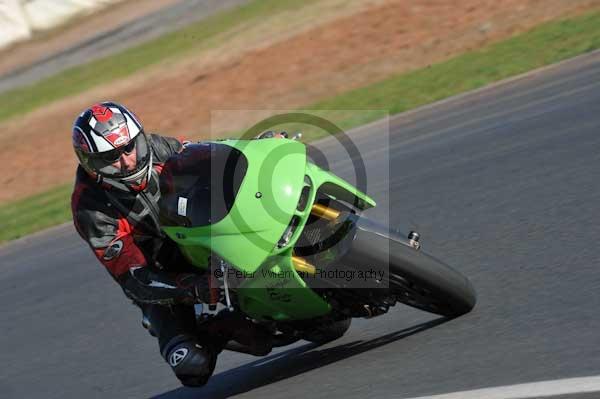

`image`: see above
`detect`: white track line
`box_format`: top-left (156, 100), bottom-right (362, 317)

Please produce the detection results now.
top-left (405, 376), bottom-right (600, 399)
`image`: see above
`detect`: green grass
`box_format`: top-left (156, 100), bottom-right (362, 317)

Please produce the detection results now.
top-left (2, 9), bottom-right (600, 244)
top-left (0, 0), bottom-right (316, 123)
top-left (221, 10), bottom-right (600, 141)
top-left (0, 184), bottom-right (72, 242)
top-left (305, 9), bottom-right (600, 130)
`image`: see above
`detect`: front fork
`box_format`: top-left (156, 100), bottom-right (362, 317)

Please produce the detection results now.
top-left (291, 203), bottom-right (345, 276)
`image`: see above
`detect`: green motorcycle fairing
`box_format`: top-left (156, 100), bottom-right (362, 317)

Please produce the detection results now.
top-left (159, 139), bottom-right (375, 321)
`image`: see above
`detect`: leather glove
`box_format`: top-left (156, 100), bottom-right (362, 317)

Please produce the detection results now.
top-left (119, 267), bottom-right (215, 306)
top-left (175, 273), bottom-right (213, 304)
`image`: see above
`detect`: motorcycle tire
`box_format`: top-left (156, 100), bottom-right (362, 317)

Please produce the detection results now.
top-left (344, 217), bottom-right (476, 318)
top-left (303, 318), bottom-right (352, 344)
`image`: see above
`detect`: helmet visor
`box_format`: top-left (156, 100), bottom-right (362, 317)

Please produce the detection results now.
top-left (85, 133), bottom-right (151, 178)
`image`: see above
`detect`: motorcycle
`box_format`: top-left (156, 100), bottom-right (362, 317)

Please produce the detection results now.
top-left (154, 137), bottom-right (476, 356)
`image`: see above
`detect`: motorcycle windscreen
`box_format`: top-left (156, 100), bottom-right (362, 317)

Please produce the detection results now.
top-left (158, 143), bottom-right (248, 227)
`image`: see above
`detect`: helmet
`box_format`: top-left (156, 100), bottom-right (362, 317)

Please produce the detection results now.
top-left (72, 102), bottom-right (152, 192)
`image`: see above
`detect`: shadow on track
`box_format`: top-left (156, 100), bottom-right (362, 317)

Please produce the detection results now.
top-left (152, 317), bottom-right (448, 399)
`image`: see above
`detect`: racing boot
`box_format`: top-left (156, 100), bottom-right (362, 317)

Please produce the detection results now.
top-left (162, 334), bottom-right (218, 387)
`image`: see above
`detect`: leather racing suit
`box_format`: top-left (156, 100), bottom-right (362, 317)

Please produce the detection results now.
top-left (71, 133), bottom-right (217, 386)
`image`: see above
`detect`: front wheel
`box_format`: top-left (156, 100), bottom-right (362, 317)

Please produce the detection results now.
top-left (342, 218), bottom-right (476, 317)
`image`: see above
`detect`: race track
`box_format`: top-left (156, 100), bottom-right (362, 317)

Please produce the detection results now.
top-left (1, 50), bottom-right (600, 398)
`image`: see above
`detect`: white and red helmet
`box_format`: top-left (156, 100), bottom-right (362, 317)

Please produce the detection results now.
top-left (73, 102), bottom-right (152, 192)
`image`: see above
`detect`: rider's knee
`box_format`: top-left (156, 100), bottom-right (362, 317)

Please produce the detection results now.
top-left (162, 335), bottom-right (217, 387)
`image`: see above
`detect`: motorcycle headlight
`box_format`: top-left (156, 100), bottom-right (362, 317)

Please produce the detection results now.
top-left (297, 175), bottom-right (312, 212)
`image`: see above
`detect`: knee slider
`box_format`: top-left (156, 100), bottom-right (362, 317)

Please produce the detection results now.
top-left (163, 335), bottom-right (217, 387)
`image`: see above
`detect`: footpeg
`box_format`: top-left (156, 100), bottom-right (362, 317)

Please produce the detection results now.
top-left (141, 315), bottom-right (156, 337)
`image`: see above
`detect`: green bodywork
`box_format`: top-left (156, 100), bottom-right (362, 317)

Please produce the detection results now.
top-left (163, 139), bottom-right (375, 321)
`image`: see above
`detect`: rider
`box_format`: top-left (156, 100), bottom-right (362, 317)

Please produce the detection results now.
top-left (71, 101), bottom-right (219, 387)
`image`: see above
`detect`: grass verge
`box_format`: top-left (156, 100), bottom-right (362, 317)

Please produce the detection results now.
top-left (306, 9), bottom-right (600, 132)
top-left (0, 184), bottom-right (72, 242)
top-left (2, 9), bottom-right (600, 244)
top-left (0, 0), bottom-right (316, 123)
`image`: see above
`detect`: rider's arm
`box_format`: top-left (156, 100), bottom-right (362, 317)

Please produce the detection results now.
top-left (148, 133), bottom-right (184, 163)
top-left (72, 190), bottom-right (205, 305)
top-left (118, 266), bottom-right (206, 306)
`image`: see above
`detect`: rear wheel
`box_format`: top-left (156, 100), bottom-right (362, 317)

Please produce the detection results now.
top-left (303, 318), bottom-right (352, 344)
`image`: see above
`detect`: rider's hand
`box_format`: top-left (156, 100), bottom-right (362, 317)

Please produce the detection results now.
top-left (175, 273), bottom-right (212, 304)
top-left (255, 131), bottom-right (288, 139)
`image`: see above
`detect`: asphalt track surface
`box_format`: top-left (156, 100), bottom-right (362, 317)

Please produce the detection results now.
top-left (1, 51), bottom-right (600, 398)
top-left (0, 0), bottom-right (248, 94)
